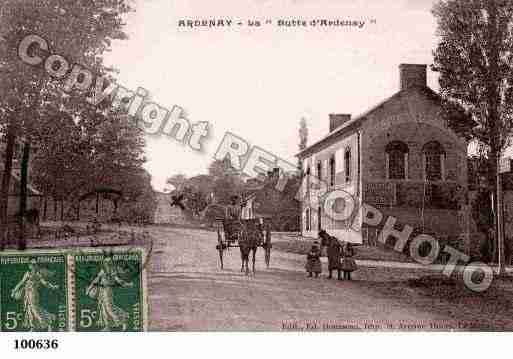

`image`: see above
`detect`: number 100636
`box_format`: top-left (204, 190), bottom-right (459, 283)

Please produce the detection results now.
top-left (14, 339), bottom-right (59, 350)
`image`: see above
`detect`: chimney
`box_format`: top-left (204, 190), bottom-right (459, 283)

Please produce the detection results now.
top-left (329, 114), bottom-right (351, 132)
top-left (399, 64), bottom-right (427, 90)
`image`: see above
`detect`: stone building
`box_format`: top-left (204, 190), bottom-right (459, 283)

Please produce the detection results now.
top-left (297, 64), bottom-right (474, 246)
top-left (153, 191), bottom-right (188, 225)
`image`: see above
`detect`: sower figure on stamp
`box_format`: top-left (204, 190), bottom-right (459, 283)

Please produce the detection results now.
top-left (86, 257), bottom-right (133, 331)
top-left (305, 242), bottom-right (322, 278)
top-left (319, 230), bottom-right (342, 280)
top-left (11, 259), bottom-right (59, 331)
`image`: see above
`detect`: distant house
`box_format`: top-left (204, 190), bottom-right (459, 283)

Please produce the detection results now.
top-left (297, 64), bottom-right (474, 244)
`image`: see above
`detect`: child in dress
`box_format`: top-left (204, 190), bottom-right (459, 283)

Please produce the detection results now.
top-left (341, 242), bottom-right (357, 280)
top-left (305, 242), bottom-right (322, 278)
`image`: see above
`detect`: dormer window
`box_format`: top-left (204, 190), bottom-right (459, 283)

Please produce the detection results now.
top-left (385, 141), bottom-right (409, 180)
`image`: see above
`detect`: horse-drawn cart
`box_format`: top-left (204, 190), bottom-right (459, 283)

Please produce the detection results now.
top-left (215, 218), bottom-right (271, 273)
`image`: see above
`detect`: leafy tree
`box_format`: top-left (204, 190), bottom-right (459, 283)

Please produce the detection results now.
top-left (181, 186), bottom-right (208, 218)
top-left (208, 158), bottom-right (244, 205)
top-left (187, 175), bottom-right (214, 194)
top-left (0, 0), bottom-right (133, 247)
top-left (432, 0), bottom-right (513, 261)
top-left (298, 117), bottom-right (308, 170)
top-left (299, 117), bottom-right (308, 150)
top-left (208, 158), bottom-right (239, 179)
top-left (166, 174), bottom-right (188, 192)
top-left (86, 111), bottom-right (146, 193)
top-left (253, 171), bottom-right (301, 231)
top-left (182, 175), bottom-right (214, 216)
top-left (30, 107), bottom-right (87, 218)
top-left (203, 203), bottom-right (225, 227)
top-left (117, 169), bottom-right (156, 224)
top-left (166, 174), bottom-right (214, 217)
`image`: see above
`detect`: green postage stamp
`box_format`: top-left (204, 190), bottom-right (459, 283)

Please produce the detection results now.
top-left (0, 247), bottom-right (148, 332)
top-left (0, 251), bottom-right (68, 332)
top-left (71, 248), bottom-right (148, 332)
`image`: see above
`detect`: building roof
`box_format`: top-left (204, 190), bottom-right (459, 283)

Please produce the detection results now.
top-left (296, 86), bottom-right (475, 159)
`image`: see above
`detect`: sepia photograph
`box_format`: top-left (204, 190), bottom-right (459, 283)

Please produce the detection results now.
top-left (1, 0), bottom-right (513, 356)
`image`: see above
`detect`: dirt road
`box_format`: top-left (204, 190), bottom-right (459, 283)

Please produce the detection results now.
top-left (146, 226), bottom-right (502, 331)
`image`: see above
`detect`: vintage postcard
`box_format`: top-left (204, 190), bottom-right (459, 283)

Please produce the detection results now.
top-left (1, 0), bottom-right (513, 355)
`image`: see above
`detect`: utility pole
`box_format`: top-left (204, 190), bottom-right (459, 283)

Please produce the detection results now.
top-left (497, 155), bottom-right (509, 274)
top-left (0, 123), bottom-right (16, 251)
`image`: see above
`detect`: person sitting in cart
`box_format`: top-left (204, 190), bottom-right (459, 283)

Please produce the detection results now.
top-left (341, 242), bottom-right (357, 280)
top-left (225, 195), bottom-right (242, 220)
top-left (305, 242), bottom-right (322, 278)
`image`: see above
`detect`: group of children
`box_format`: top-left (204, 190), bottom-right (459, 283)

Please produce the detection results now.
top-left (305, 230), bottom-right (357, 280)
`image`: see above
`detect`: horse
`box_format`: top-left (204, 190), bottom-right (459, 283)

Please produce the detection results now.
top-left (238, 220), bottom-right (263, 275)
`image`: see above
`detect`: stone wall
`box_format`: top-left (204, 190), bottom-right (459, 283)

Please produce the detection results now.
top-left (298, 82), bottom-right (470, 245)
top-left (360, 88), bottom-right (467, 184)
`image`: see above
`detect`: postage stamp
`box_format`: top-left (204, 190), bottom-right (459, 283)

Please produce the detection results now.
top-left (0, 250), bottom-right (69, 332)
top-left (0, 246), bottom-right (148, 332)
top-left (70, 247), bottom-right (148, 332)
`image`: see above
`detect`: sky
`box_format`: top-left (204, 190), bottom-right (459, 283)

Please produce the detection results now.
top-left (104, 0), bottom-right (439, 192)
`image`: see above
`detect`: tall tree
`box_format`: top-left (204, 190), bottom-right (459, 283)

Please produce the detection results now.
top-left (208, 158), bottom-right (239, 179)
top-left (299, 117), bottom-right (308, 151)
top-left (254, 171), bottom-right (301, 231)
top-left (298, 117), bottom-right (308, 170)
top-left (167, 174), bottom-right (214, 218)
top-left (432, 0), bottom-right (513, 263)
top-left (208, 159), bottom-right (244, 205)
top-left (166, 174), bottom-right (188, 192)
top-left (0, 0), bottom-right (133, 247)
